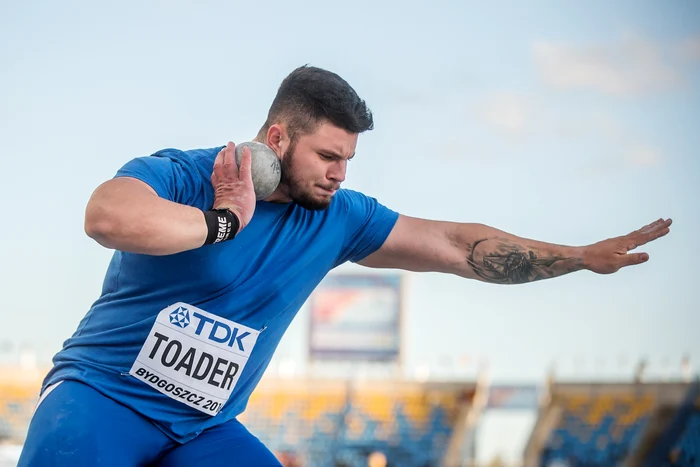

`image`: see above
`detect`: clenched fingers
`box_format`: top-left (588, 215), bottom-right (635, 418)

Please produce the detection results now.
top-left (237, 146), bottom-right (253, 184)
top-left (213, 142), bottom-right (240, 183)
top-left (213, 147), bottom-right (225, 171)
top-left (222, 142), bottom-right (238, 179)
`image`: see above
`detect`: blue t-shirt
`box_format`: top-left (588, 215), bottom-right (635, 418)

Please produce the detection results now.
top-left (44, 146), bottom-right (399, 443)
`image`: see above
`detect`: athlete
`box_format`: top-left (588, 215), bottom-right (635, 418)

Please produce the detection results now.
top-left (19, 65), bottom-right (672, 466)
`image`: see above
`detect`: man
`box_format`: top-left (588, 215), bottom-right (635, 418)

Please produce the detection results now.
top-left (19, 65), bottom-right (671, 466)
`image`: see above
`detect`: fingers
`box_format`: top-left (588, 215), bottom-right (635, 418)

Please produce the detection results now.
top-left (629, 219), bottom-right (659, 236)
top-left (621, 252), bottom-right (650, 267)
top-left (627, 218), bottom-right (672, 250)
top-left (213, 142), bottom-right (240, 182)
top-left (640, 218), bottom-right (672, 235)
top-left (213, 146), bottom-right (225, 170)
top-left (635, 225), bottom-right (671, 248)
top-left (632, 218), bottom-right (672, 235)
top-left (223, 142), bottom-right (236, 176)
top-left (212, 146), bottom-right (226, 182)
top-left (238, 146), bottom-right (253, 183)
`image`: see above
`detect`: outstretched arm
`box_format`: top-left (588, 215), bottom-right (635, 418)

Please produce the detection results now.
top-left (358, 216), bottom-right (672, 284)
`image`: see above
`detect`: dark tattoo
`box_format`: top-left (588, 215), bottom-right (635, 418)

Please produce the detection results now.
top-left (466, 238), bottom-right (583, 284)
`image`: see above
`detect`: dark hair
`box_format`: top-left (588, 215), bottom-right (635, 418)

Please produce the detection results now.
top-left (258, 65), bottom-right (374, 141)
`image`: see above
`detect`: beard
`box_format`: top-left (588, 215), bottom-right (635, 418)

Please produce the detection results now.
top-left (280, 144), bottom-right (334, 211)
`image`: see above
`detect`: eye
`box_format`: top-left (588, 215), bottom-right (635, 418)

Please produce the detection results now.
top-left (319, 153), bottom-right (333, 161)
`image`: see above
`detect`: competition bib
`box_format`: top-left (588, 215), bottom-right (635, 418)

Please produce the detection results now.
top-left (129, 302), bottom-right (259, 416)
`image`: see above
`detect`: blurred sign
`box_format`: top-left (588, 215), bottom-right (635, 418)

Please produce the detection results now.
top-left (308, 274), bottom-right (402, 362)
top-left (486, 385), bottom-right (540, 410)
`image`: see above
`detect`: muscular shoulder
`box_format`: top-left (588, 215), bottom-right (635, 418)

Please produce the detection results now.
top-left (331, 188), bottom-right (374, 213)
top-left (181, 147), bottom-right (222, 164)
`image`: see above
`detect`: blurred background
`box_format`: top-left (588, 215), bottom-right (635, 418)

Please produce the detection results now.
top-left (1, 0), bottom-right (698, 465)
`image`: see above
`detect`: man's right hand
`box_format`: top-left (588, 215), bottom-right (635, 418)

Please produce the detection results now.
top-left (211, 142), bottom-right (256, 233)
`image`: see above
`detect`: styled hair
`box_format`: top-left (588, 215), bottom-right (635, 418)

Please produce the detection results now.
top-left (258, 65), bottom-right (374, 141)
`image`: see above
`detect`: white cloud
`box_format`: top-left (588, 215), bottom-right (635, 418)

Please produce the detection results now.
top-left (474, 93), bottom-right (665, 173)
top-left (481, 93), bottom-right (529, 135)
top-left (625, 144), bottom-right (662, 167)
top-left (533, 35), bottom-right (682, 96)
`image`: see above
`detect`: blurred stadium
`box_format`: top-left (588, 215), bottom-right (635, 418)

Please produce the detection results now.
top-left (1, 273), bottom-right (697, 466)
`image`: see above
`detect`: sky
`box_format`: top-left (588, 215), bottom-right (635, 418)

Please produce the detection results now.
top-left (1, 1), bottom-right (699, 458)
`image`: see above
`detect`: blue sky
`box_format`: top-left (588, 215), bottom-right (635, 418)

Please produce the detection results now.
top-left (1, 0), bottom-right (699, 389)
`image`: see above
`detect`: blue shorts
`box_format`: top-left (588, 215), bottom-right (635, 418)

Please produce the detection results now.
top-left (18, 380), bottom-right (281, 467)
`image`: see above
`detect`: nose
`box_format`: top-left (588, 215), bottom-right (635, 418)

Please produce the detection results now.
top-left (327, 160), bottom-right (346, 184)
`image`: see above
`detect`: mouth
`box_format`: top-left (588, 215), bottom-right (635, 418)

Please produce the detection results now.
top-left (317, 185), bottom-right (339, 196)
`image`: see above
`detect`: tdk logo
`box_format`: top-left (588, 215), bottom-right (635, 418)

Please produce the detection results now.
top-left (169, 307), bottom-right (190, 328)
top-left (191, 312), bottom-right (250, 352)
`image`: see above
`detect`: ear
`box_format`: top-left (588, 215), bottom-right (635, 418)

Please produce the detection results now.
top-left (266, 124), bottom-right (287, 157)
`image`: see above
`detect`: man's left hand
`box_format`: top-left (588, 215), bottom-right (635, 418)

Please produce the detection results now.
top-left (583, 218), bottom-right (673, 274)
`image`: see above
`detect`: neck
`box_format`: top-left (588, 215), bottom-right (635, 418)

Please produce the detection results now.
top-left (263, 188), bottom-right (292, 204)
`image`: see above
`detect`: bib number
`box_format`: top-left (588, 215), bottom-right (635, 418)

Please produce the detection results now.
top-left (129, 302), bottom-right (259, 416)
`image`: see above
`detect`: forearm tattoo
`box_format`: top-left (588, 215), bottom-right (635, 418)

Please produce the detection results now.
top-left (466, 238), bottom-right (583, 284)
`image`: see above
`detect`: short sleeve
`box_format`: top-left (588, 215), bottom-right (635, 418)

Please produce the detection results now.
top-left (114, 148), bottom-right (210, 205)
top-left (335, 189), bottom-right (399, 266)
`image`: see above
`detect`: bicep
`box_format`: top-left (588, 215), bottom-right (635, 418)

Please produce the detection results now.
top-left (88, 177), bottom-right (159, 211)
top-left (85, 176), bottom-right (208, 255)
top-left (357, 215), bottom-right (468, 274)
top-left (85, 177), bottom-right (163, 232)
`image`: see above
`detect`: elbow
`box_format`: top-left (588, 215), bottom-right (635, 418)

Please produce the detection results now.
top-left (84, 218), bottom-right (111, 244)
top-left (84, 202), bottom-right (118, 247)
